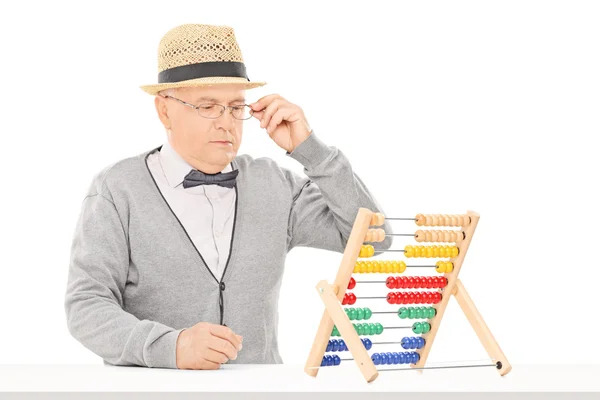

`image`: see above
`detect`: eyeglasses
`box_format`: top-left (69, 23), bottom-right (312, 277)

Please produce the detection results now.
top-left (159, 94), bottom-right (254, 120)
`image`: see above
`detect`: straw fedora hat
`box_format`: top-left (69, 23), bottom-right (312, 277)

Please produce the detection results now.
top-left (140, 24), bottom-right (267, 95)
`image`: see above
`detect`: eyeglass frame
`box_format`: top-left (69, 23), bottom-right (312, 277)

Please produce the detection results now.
top-left (158, 94), bottom-right (255, 120)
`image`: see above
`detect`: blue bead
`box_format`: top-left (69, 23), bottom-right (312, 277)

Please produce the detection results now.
top-left (321, 357), bottom-right (327, 367)
top-left (392, 352), bottom-right (400, 364)
top-left (398, 352), bottom-right (406, 364)
top-left (410, 352), bottom-right (419, 364)
top-left (332, 340), bottom-right (340, 352)
top-left (386, 352), bottom-right (394, 365)
top-left (401, 337), bottom-right (410, 350)
top-left (372, 353), bottom-right (381, 365)
top-left (327, 355), bottom-right (334, 366)
top-left (326, 340), bottom-right (333, 352)
top-left (410, 337), bottom-right (418, 349)
top-left (417, 337), bottom-right (425, 349)
top-left (413, 352), bottom-right (420, 363)
top-left (363, 338), bottom-right (372, 350)
top-left (380, 353), bottom-right (389, 365)
top-left (333, 355), bottom-right (341, 366)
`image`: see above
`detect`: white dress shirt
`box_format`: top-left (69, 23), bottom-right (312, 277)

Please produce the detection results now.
top-left (146, 140), bottom-right (236, 281)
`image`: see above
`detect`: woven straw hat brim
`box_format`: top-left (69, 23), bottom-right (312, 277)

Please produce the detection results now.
top-left (140, 76), bottom-right (267, 95)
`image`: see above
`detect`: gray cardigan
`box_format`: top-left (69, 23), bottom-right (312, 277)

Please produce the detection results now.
top-left (64, 131), bottom-right (393, 368)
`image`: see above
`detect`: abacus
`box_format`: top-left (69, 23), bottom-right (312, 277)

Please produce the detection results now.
top-left (304, 208), bottom-right (511, 383)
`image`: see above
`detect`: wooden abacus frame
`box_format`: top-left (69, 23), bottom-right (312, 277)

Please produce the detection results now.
top-left (304, 208), bottom-right (511, 383)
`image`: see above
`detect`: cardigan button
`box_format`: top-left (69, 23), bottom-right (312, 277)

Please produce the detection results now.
top-left (220, 282), bottom-right (226, 291)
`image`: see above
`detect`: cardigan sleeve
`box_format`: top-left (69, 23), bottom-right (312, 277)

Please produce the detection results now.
top-left (284, 130), bottom-right (394, 254)
top-left (64, 191), bottom-right (184, 368)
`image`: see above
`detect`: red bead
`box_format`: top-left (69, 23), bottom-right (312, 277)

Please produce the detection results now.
top-left (425, 292), bottom-right (434, 304)
top-left (440, 277), bottom-right (448, 288)
top-left (399, 292), bottom-right (409, 304)
top-left (398, 277), bottom-right (407, 289)
top-left (412, 277), bottom-right (420, 288)
top-left (408, 292), bottom-right (416, 304)
top-left (407, 277), bottom-right (415, 289)
top-left (348, 277), bottom-right (356, 290)
top-left (386, 276), bottom-right (396, 289)
top-left (348, 293), bottom-right (357, 305)
top-left (433, 292), bottom-right (442, 304)
top-left (414, 292), bottom-right (422, 304)
top-left (342, 294), bottom-right (348, 305)
top-left (387, 292), bottom-right (397, 304)
top-left (425, 277), bottom-right (434, 289)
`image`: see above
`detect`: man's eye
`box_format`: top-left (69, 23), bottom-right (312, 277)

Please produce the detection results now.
top-left (200, 105), bottom-right (215, 110)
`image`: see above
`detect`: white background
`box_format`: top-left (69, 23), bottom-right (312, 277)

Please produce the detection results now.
top-left (0, 0), bottom-right (599, 367)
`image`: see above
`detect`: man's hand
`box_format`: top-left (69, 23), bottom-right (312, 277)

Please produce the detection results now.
top-left (175, 322), bottom-right (243, 370)
top-left (249, 94), bottom-right (312, 153)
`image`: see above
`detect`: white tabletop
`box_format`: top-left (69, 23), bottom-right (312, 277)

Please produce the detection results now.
top-left (1, 363), bottom-right (599, 394)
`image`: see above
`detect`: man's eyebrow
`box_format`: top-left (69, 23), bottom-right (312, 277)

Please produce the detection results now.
top-left (194, 96), bottom-right (246, 104)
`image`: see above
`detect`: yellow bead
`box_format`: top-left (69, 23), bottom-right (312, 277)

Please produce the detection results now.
top-left (386, 261), bottom-right (394, 273)
top-left (368, 245), bottom-right (375, 257)
top-left (367, 262), bottom-right (375, 273)
top-left (398, 260), bottom-right (407, 273)
top-left (420, 246), bottom-right (427, 258)
top-left (432, 246), bottom-right (440, 258)
top-left (360, 262), bottom-right (369, 273)
top-left (436, 261), bottom-right (445, 273)
top-left (445, 262), bottom-right (454, 273)
top-left (405, 245), bottom-right (414, 258)
top-left (451, 246), bottom-right (459, 257)
top-left (391, 261), bottom-right (399, 273)
top-left (353, 263), bottom-right (359, 273)
top-left (426, 246), bottom-right (434, 258)
top-left (373, 261), bottom-right (381, 273)
top-left (443, 246), bottom-right (451, 258)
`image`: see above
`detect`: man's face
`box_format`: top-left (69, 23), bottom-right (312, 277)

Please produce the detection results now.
top-left (159, 84), bottom-right (247, 169)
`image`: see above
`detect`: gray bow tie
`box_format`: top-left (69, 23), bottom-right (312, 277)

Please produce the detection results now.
top-left (183, 168), bottom-right (239, 189)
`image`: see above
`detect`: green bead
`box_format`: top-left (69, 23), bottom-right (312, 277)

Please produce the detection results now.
top-left (364, 308), bottom-right (372, 320)
top-left (369, 323), bottom-right (376, 335)
top-left (398, 307), bottom-right (408, 319)
top-left (348, 308), bottom-right (357, 321)
top-left (423, 322), bottom-right (431, 334)
top-left (357, 308), bottom-right (365, 320)
top-left (332, 326), bottom-right (339, 336)
top-left (409, 308), bottom-right (417, 319)
top-left (354, 323), bottom-right (360, 334)
top-left (415, 308), bottom-right (423, 319)
top-left (375, 323), bottom-right (383, 335)
top-left (412, 322), bottom-right (423, 334)
top-left (428, 308), bottom-right (436, 319)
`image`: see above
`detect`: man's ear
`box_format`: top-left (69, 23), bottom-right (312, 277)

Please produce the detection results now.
top-left (155, 95), bottom-right (171, 129)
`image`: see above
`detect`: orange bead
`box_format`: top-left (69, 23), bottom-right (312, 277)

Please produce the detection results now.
top-left (415, 214), bottom-right (425, 226)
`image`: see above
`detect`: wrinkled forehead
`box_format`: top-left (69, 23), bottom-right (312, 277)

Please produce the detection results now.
top-left (177, 85), bottom-right (247, 103)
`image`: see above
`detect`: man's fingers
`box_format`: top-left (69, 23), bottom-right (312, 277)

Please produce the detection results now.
top-left (210, 324), bottom-right (243, 350)
top-left (202, 348), bottom-right (229, 365)
top-left (207, 336), bottom-right (238, 360)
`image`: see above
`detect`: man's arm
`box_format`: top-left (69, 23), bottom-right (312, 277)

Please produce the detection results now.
top-left (284, 130), bottom-right (394, 254)
top-left (64, 191), bottom-right (183, 368)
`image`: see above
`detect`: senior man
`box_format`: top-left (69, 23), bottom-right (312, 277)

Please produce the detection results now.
top-left (65, 24), bottom-right (392, 370)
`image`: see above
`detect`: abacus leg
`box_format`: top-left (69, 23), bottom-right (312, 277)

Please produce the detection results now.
top-left (305, 280), bottom-right (379, 383)
top-left (453, 279), bottom-right (512, 376)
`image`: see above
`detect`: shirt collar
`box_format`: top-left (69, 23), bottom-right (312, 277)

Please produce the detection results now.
top-left (159, 140), bottom-right (232, 188)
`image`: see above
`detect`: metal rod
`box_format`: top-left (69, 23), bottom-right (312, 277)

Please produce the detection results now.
top-left (378, 363), bottom-right (498, 372)
top-left (385, 234), bottom-right (416, 237)
top-left (383, 218), bottom-right (417, 221)
top-left (383, 326), bottom-right (413, 329)
top-left (371, 312), bottom-right (398, 314)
